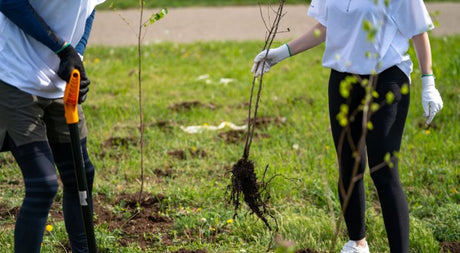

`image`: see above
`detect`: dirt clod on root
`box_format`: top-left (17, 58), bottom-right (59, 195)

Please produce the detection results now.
top-left (229, 158), bottom-right (271, 230)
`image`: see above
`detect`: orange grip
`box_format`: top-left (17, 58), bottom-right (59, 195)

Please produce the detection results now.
top-left (64, 69), bottom-right (81, 124)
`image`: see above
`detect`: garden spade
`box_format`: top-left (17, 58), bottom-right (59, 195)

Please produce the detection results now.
top-left (63, 69), bottom-right (97, 253)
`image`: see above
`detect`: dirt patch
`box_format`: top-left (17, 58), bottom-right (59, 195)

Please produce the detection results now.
top-left (1, 192), bottom-right (175, 250)
top-left (153, 166), bottom-right (175, 179)
top-left (0, 155), bottom-right (15, 166)
top-left (418, 120), bottom-right (440, 130)
top-left (168, 150), bottom-right (186, 160)
top-left (288, 95), bottom-right (315, 106)
top-left (168, 101), bottom-right (216, 111)
top-left (95, 136), bottom-right (139, 161)
top-left (103, 136), bottom-right (138, 148)
top-left (441, 242), bottom-right (460, 253)
top-left (168, 148), bottom-right (208, 160)
top-left (148, 120), bottom-right (178, 132)
top-left (218, 130), bottom-right (270, 144)
top-left (94, 192), bottom-right (173, 249)
top-left (0, 205), bottom-right (19, 218)
top-left (172, 249), bottom-right (207, 253)
top-left (245, 116), bottom-right (286, 128)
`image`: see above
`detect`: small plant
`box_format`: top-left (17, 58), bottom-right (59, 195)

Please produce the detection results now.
top-left (229, 0), bottom-right (286, 232)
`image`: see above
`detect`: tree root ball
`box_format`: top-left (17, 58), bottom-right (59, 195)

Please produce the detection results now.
top-left (229, 158), bottom-right (271, 230)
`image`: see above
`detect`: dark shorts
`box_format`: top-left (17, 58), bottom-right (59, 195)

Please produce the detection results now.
top-left (0, 80), bottom-right (88, 151)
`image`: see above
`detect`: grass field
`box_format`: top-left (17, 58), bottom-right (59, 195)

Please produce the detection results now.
top-left (0, 35), bottom-right (459, 252)
top-left (98, 0), bottom-right (454, 10)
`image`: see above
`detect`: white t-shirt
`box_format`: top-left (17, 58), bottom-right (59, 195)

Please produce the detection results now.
top-left (0, 0), bottom-right (105, 99)
top-left (308, 0), bottom-right (434, 77)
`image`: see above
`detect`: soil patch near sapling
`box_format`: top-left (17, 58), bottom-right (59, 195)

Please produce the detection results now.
top-left (218, 130), bottom-right (270, 144)
top-left (168, 101), bottom-right (216, 111)
top-left (94, 192), bottom-right (173, 249)
top-left (245, 116), bottom-right (286, 129)
top-left (441, 242), bottom-right (460, 253)
top-left (168, 148), bottom-right (208, 160)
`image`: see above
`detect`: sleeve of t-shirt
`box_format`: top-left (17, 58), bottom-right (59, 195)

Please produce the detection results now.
top-left (307, 0), bottom-right (327, 26)
top-left (75, 10), bottom-right (96, 55)
top-left (0, 0), bottom-right (65, 53)
top-left (389, 0), bottom-right (434, 39)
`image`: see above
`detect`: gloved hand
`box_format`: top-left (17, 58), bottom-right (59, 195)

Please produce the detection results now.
top-left (57, 44), bottom-right (90, 104)
top-left (421, 75), bottom-right (443, 124)
top-left (251, 44), bottom-right (291, 77)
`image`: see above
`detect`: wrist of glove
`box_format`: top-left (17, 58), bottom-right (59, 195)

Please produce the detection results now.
top-left (421, 75), bottom-right (443, 124)
top-left (251, 44), bottom-right (291, 77)
top-left (57, 43), bottom-right (90, 104)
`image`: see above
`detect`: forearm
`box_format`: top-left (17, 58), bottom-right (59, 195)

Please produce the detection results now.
top-left (287, 22), bottom-right (326, 56)
top-left (0, 0), bottom-right (66, 53)
top-left (412, 32), bottom-right (433, 76)
top-left (75, 10), bottom-right (96, 55)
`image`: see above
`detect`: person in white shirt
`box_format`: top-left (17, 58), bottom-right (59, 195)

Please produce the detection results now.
top-left (252, 0), bottom-right (443, 252)
top-left (0, 0), bottom-right (104, 252)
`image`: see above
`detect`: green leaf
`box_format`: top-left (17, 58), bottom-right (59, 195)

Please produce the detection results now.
top-left (386, 91), bottom-right (395, 104)
top-left (401, 84), bottom-right (409, 95)
top-left (367, 121), bottom-right (374, 130)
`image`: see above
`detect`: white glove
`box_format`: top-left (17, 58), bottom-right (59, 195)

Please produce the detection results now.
top-left (251, 44), bottom-right (291, 77)
top-left (421, 75), bottom-right (443, 124)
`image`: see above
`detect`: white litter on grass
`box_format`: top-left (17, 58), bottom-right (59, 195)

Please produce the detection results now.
top-left (196, 75), bottom-right (236, 86)
top-left (181, 121), bottom-right (246, 134)
top-left (196, 74), bottom-right (210, 81)
top-left (219, 78), bottom-right (235, 85)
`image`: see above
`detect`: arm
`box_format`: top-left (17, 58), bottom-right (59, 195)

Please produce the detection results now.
top-left (287, 22), bottom-right (326, 56)
top-left (411, 32), bottom-right (443, 124)
top-left (0, 0), bottom-right (66, 53)
top-left (411, 32), bottom-right (433, 76)
top-left (75, 10), bottom-right (96, 55)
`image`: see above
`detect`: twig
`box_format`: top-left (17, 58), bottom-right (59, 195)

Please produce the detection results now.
top-left (137, 0), bottom-right (145, 205)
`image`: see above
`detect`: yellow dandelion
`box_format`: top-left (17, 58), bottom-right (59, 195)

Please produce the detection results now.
top-left (452, 188), bottom-right (457, 194)
top-left (226, 219), bottom-right (234, 224)
top-left (45, 224), bottom-right (53, 232)
top-left (210, 227), bottom-right (216, 231)
top-left (94, 58), bottom-right (100, 63)
top-left (425, 129), bottom-right (431, 135)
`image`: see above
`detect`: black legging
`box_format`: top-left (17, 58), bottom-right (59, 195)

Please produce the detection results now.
top-left (328, 66), bottom-right (410, 253)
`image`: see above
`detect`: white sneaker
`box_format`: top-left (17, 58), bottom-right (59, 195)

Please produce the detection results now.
top-left (340, 240), bottom-right (370, 253)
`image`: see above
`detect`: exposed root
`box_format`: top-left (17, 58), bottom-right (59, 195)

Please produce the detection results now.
top-left (229, 158), bottom-right (272, 230)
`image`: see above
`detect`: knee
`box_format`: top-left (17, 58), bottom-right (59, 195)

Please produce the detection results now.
top-left (25, 178), bottom-right (59, 197)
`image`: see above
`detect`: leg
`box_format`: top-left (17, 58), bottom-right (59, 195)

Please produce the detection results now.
top-left (366, 66), bottom-right (410, 253)
top-left (328, 70), bottom-right (367, 241)
top-left (50, 139), bottom-right (95, 253)
top-left (0, 82), bottom-right (58, 252)
top-left (8, 138), bottom-right (59, 253)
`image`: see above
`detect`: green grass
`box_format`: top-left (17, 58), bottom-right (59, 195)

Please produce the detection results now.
top-left (0, 36), bottom-right (459, 252)
top-left (98, 0), bottom-right (453, 10)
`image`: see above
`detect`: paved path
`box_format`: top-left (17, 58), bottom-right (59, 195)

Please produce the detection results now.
top-left (90, 3), bottom-right (460, 46)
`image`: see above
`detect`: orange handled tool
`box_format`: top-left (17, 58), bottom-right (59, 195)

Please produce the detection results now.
top-left (64, 69), bottom-right (97, 253)
top-left (64, 69), bottom-right (81, 124)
